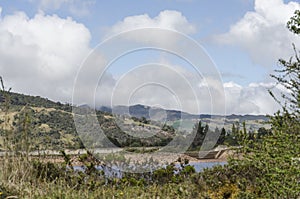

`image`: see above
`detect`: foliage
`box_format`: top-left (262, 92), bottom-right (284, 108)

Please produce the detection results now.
top-left (197, 10), bottom-right (300, 198)
top-left (188, 121), bottom-right (210, 150)
top-left (287, 10), bottom-right (300, 34)
top-left (269, 9), bottom-right (300, 133)
top-left (199, 130), bottom-right (300, 198)
top-left (188, 121), bottom-right (247, 151)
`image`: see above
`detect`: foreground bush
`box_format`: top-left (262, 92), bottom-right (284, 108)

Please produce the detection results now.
top-left (0, 153), bottom-right (202, 198)
top-left (198, 131), bottom-right (300, 198)
top-left (198, 10), bottom-right (300, 199)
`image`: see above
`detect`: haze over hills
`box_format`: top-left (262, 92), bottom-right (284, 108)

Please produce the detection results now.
top-left (97, 104), bottom-right (270, 134)
top-left (98, 104), bottom-right (269, 122)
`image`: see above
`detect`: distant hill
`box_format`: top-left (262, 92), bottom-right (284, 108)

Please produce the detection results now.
top-left (98, 104), bottom-right (269, 122)
top-left (99, 104), bottom-right (198, 120)
top-left (98, 104), bottom-right (270, 133)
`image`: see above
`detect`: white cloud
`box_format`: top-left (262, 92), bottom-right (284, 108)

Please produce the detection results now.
top-left (103, 10), bottom-right (197, 56)
top-left (0, 8), bottom-right (92, 102)
top-left (224, 81), bottom-right (282, 114)
top-left (94, 62), bottom-right (282, 115)
top-left (215, 0), bottom-right (300, 67)
top-left (96, 64), bottom-right (204, 114)
top-left (108, 10), bottom-right (196, 35)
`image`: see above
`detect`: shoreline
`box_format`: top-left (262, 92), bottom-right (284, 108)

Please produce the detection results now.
top-left (34, 152), bottom-right (228, 167)
top-left (0, 148), bottom-right (231, 166)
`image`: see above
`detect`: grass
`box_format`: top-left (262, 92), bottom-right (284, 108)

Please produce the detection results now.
top-left (0, 153), bottom-right (205, 198)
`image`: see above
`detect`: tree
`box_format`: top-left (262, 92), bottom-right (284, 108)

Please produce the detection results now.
top-left (189, 121), bottom-right (207, 150)
top-left (287, 10), bottom-right (300, 34)
top-left (217, 127), bottom-right (226, 145)
top-left (225, 122), bottom-right (240, 146)
top-left (269, 10), bottom-right (300, 134)
top-left (200, 11), bottom-right (300, 198)
top-left (257, 127), bottom-right (272, 139)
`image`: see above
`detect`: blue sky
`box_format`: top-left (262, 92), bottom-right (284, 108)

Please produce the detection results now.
top-left (0, 0), bottom-right (299, 114)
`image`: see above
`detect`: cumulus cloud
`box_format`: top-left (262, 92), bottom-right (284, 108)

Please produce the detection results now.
top-left (104, 10), bottom-right (196, 47)
top-left (94, 62), bottom-right (282, 115)
top-left (215, 0), bottom-right (300, 67)
top-left (224, 81), bottom-right (282, 114)
top-left (0, 8), bottom-right (92, 102)
top-left (96, 64), bottom-right (204, 114)
top-left (0, 8), bottom-right (200, 110)
top-left (108, 10), bottom-right (196, 35)
top-left (0, 7), bottom-right (284, 115)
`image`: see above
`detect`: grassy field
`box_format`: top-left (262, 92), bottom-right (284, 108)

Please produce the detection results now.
top-left (0, 152), bottom-right (209, 199)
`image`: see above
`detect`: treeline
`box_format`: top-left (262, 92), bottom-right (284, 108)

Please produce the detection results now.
top-left (0, 90), bottom-right (72, 112)
top-left (187, 121), bottom-right (272, 151)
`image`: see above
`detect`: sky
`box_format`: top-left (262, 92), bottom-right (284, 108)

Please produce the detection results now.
top-left (0, 0), bottom-right (299, 115)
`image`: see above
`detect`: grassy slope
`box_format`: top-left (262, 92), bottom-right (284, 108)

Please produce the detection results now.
top-left (0, 91), bottom-right (176, 150)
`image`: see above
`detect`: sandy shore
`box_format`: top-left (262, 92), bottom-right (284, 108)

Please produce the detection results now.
top-left (0, 148), bottom-right (230, 166)
top-left (31, 151), bottom-right (228, 167)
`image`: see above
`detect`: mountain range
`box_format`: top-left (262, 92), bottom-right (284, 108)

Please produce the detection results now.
top-left (98, 104), bottom-right (268, 122)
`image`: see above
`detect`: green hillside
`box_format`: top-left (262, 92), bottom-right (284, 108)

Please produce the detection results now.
top-left (0, 91), bottom-right (176, 151)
